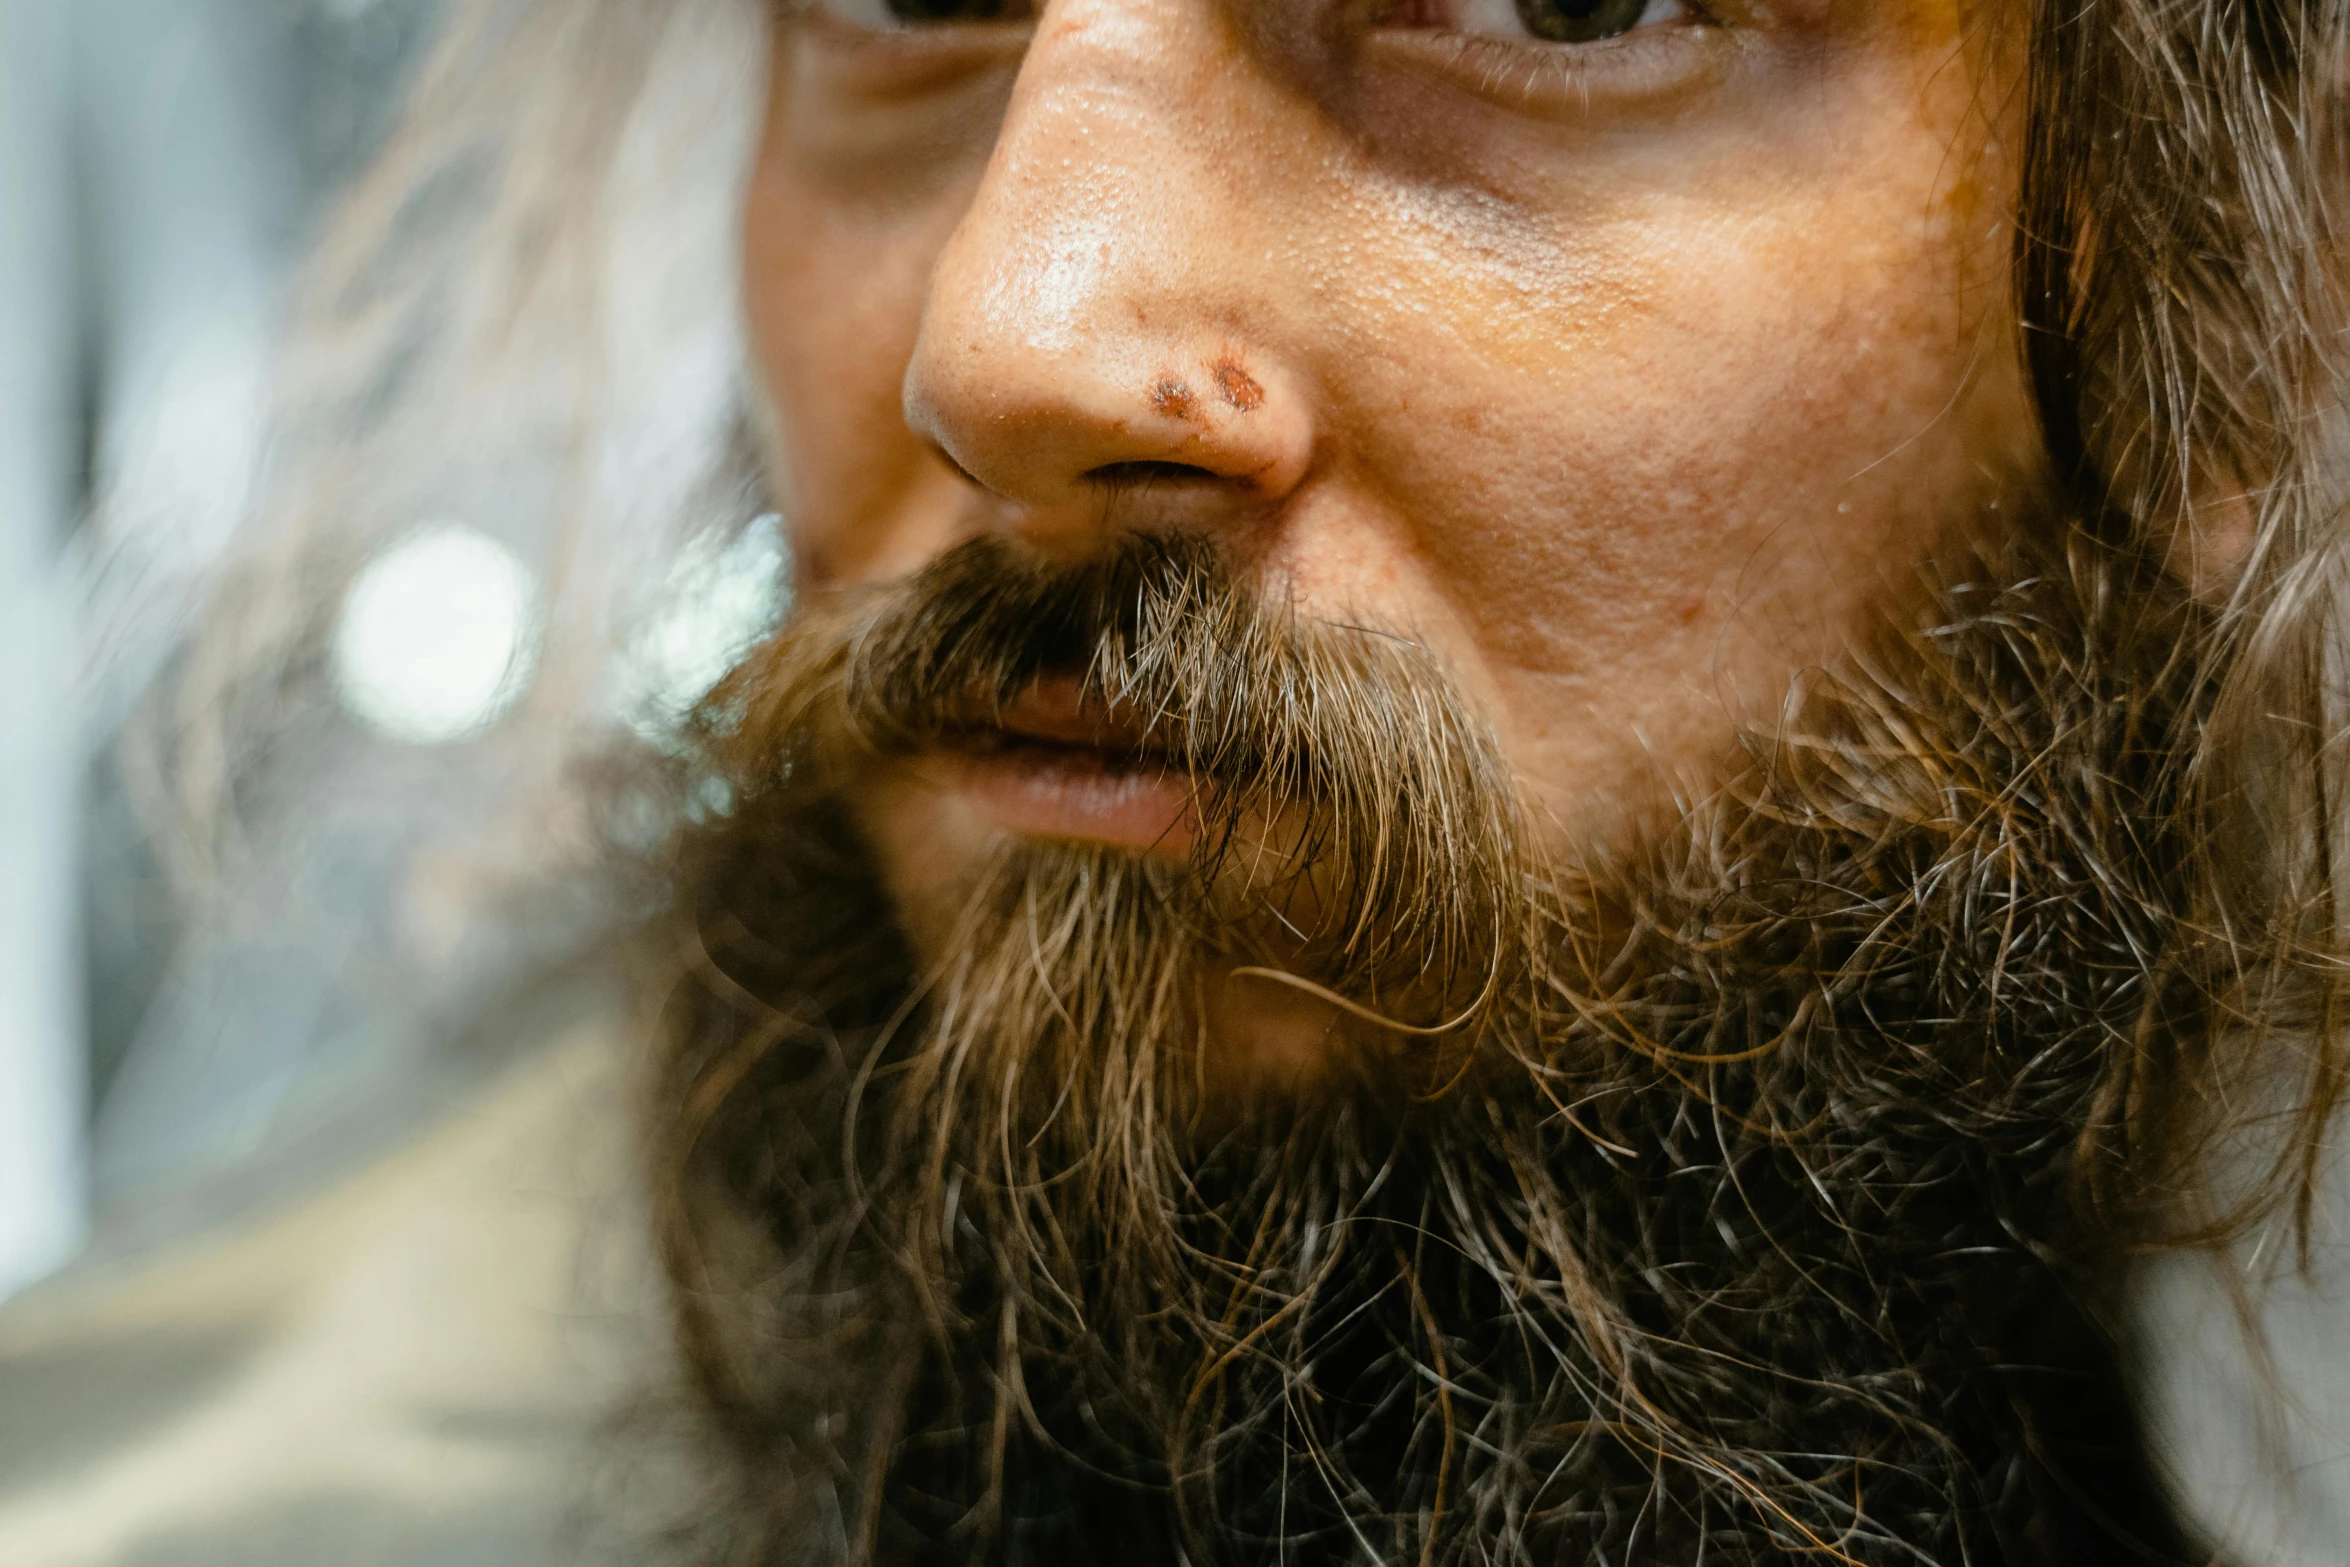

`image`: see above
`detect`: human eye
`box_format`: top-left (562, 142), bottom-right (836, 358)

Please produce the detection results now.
top-left (781, 0), bottom-right (1035, 105)
top-left (1415, 0), bottom-right (1691, 44)
top-left (803, 0), bottom-right (1036, 31)
top-left (1367, 0), bottom-right (1718, 116)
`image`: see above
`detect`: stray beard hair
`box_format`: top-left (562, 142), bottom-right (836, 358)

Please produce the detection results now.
top-left (645, 523), bottom-right (2233, 1565)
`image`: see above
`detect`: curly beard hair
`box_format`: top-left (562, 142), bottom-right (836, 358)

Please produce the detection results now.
top-left (645, 520), bottom-right (2222, 1567)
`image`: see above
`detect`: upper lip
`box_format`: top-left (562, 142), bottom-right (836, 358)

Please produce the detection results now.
top-left (981, 675), bottom-right (1167, 759)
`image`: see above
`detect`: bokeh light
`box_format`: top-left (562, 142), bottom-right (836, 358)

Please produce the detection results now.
top-left (613, 512), bottom-right (789, 744)
top-left (330, 523), bottom-right (544, 744)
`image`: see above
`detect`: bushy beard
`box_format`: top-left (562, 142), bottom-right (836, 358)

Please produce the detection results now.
top-left (648, 527), bottom-right (2212, 1566)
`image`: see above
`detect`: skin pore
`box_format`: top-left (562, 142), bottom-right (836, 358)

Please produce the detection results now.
top-left (742, 0), bottom-right (2036, 1079)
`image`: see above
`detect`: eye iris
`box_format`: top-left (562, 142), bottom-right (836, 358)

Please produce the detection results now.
top-left (1511, 0), bottom-right (1651, 43)
top-left (884, 0), bottom-right (1010, 19)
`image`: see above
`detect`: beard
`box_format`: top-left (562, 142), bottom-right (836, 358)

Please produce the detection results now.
top-left (645, 522), bottom-right (2215, 1566)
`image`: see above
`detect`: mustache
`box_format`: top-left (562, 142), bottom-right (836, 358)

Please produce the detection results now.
top-left (716, 531), bottom-right (1539, 1013)
top-left (838, 532), bottom-right (1491, 795)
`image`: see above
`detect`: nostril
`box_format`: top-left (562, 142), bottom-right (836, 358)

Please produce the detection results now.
top-left (1084, 459), bottom-right (1224, 492)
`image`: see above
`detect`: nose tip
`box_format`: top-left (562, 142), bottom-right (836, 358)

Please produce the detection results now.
top-left (896, 5), bottom-right (1311, 549)
top-left (904, 329), bottom-right (1314, 537)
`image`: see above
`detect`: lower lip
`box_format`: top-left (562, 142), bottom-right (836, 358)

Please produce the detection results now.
top-left (951, 744), bottom-right (1196, 854)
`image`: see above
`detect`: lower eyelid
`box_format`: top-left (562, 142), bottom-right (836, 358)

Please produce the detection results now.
top-left (1420, 0), bottom-right (1691, 41)
top-left (1359, 16), bottom-right (1725, 119)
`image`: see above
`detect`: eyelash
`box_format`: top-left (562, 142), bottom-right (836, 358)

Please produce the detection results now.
top-left (1373, 5), bottom-right (1721, 119)
top-left (779, 0), bottom-right (1033, 24)
top-left (1401, 0), bottom-right (1718, 55)
top-left (780, 0), bottom-right (1725, 117)
top-left (783, 0), bottom-right (1712, 39)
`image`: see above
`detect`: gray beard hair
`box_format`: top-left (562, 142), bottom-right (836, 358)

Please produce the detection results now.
top-left (643, 526), bottom-right (2215, 1566)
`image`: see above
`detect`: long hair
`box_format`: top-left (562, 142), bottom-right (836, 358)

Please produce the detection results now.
top-left (2012, 0), bottom-right (2350, 1241)
top-left (138, 0), bottom-right (764, 941)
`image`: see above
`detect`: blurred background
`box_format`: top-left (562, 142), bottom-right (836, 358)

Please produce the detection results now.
top-left (4, 0), bottom-right (453, 1302)
top-left (3, 0), bottom-right (777, 1312)
top-left (0, 1), bottom-right (773, 1555)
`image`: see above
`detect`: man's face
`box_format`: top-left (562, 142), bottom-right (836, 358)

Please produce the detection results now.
top-left (743, 0), bottom-right (2029, 1051)
top-left (685, 7), bottom-right (2224, 1554)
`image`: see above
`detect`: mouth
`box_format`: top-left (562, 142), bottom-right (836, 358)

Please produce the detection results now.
top-left (939, 676), bottom-right (1198, 854)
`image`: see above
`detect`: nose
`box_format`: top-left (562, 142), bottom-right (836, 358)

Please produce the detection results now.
top-left (902, 0), bottom-right (1314, 549)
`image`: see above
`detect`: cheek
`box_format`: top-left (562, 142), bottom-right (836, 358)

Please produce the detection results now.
top-left (743, 150), bottom-right (975, 583)
top-left (1315, 128), bottom-right (2030, 810)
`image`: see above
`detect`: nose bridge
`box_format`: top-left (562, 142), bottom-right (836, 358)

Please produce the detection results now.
top-left (950, 1), bottom-right (1221, 355)
top-left (905, 0), bottom-right (1311, 520)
